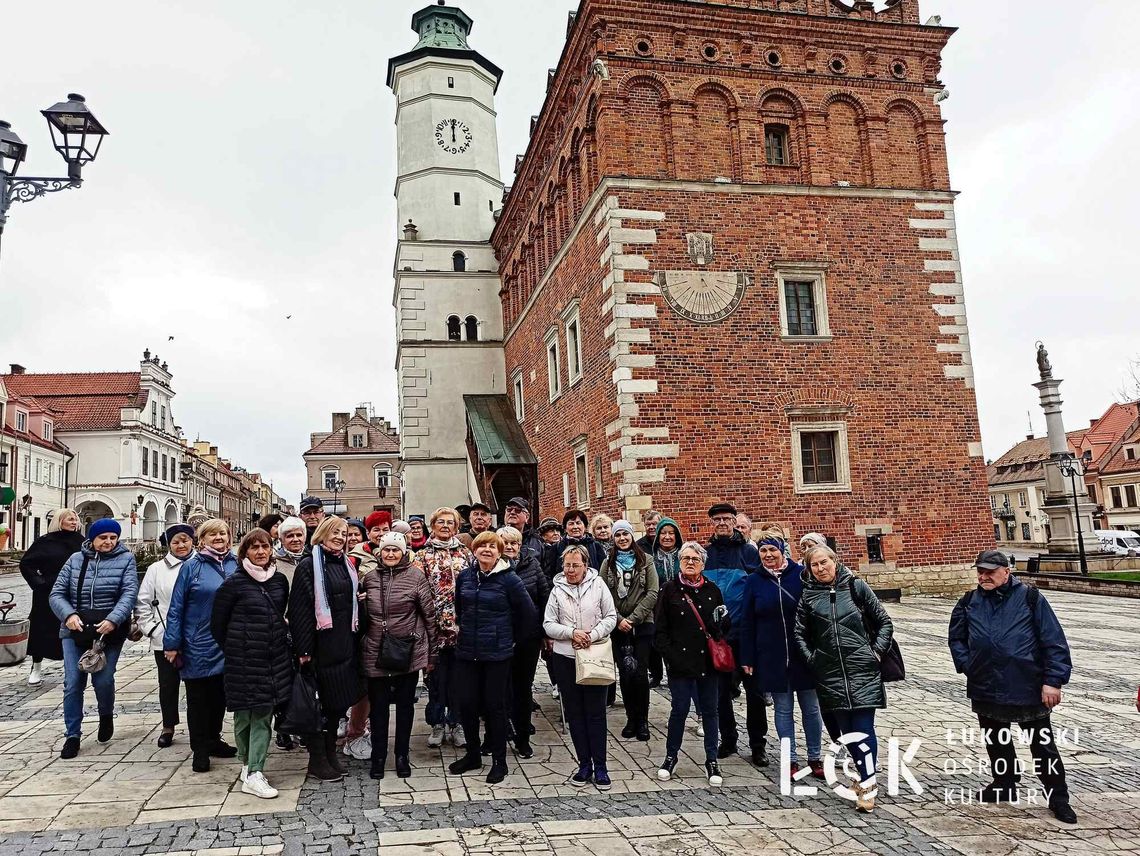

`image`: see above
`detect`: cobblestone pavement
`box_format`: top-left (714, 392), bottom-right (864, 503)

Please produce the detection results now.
top-left (0, 576), bottom-right (1138, 855)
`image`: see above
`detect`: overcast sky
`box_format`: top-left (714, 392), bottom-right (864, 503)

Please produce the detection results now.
top-left (3, 1), bottom-right (1138, 503)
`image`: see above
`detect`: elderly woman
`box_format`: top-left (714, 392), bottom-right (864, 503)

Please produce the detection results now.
top-left (448, 532), bottom-right (537, 784)
top-left (273, 517), bottom-right (307, 587)
top-left (412, 507), bottom-right (473, 749)
top-left (137, 523), bottom-right (196, 747)
top-left (257, 514), bottom-right (283, 543)
top-left (20, 508), bottom-right (84, 686)
top-left (648, 516), bottom-right (682, 689)
top-left (654, 541), bottom-right (729, 786)
top-left (543, 510), bottom-right (607, 580)
top-left (290, 516), bottom-right (362, 783)
top-left (210, 529), bottom-right (294, 800)
top-left (741, 533), bottom-right (823, 775)
top-left (600, 520), bottom-right (658, 742)
top-left (544, 544), bottom-right (618, 789)
top-left (360, 531), bottom-right (436, 780)
top-left (590, 514), bottom-right (615, 555)
top-left (498, 526), bottom-right (550, 758)
top-left (164, 519), bottom-right (238, 773)
top-left (795, 544), bottom-right (894, 813)
top-left (345, 519), bottom-right (367, 552)
top-left (407, 516), bottom-right (428, 550)
top-left (49, 518), bottom-right (138, 759)
top-left (798, 532), bottom-right (828, 564)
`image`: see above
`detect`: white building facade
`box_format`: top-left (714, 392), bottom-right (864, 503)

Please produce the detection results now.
top-left (388, 3), bottom-right (507, 516)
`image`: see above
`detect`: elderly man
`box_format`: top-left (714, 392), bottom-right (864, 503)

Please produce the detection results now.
top-left (298, 496), bottom-right (326, 554)
top-left (503, 497), bottom-right (544, 559)
top-left (458, 502), bottom-right (494, 549)
top-left (735, 512), bottom-right (754, 541)
top-left (948, 551), bottom-right (1076, 824)
top-left (635, 510), bottom-right (662, 552)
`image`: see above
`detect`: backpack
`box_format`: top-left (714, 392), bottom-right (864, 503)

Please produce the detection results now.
top-left (957, 584), bottom-right (1040, 643)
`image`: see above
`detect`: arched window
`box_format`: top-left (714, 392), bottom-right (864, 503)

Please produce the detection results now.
top-left (446, 315), bottom-right (462, 341)
top-left (452, 251), bottom-right (466, 272)
top-left (464, 315), bottom-right (479, 342)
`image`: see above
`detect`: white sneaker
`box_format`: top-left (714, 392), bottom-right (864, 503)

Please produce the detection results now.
top-left (551, 685), bottom-right (560, 701)
top-left (240, 765), bottom-right (248, 782)
top-left (336, 717), bottom-right (348, 738)
top-left (241, 771), bottom-right (278, 799)
top-left (450, 725), bottom-right (467, 749)
top-left (428, 724), bottom-right (446, 748)
top-left (696, 718), bottom-right (705, 737)
top-left (346, 734), bottom-right (372, 760)
top-left (27, 662), bottom-right (42, 686)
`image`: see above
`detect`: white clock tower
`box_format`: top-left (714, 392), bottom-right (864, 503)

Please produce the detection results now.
top-left (388, 2), bottom-right (507, 516)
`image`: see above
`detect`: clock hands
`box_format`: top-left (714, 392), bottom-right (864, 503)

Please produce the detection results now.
top-left (451, 119), bottom-right (457, 143)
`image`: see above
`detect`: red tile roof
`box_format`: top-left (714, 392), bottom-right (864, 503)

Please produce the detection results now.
top-left (988, 431), bottom-right (1083, 487)
top-left (305, 414), bottom-right (400, 455)
top-left (2, 372), bottom-right (147, 431)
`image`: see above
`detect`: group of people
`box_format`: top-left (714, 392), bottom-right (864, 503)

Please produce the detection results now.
top-left (16, 495), bottom-right (1078, 822)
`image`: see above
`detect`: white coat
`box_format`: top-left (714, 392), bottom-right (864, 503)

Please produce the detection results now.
top-left (135, 554), bottom-right (184, 652)
top-left (543, 568), bottom-right (618, 658)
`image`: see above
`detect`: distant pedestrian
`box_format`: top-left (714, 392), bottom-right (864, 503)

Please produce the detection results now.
top-left (544, 544), bottom-right (617, 789)
top-left (164, 519), bottom-right (238, 773)
top-left (211, 529), bottom-right (294, 799)
top-left (49, 518), bottom-right (138, 759)
top-left (795, 545), bottom-right (892, 813)
top-left (20, 508), bottom-right (84, 686)
top-left (948, 551), bottom-right (1076, 824)
top-left (136, 523), bottom-right (195, 747)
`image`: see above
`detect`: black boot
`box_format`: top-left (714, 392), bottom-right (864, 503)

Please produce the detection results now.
top-left (448, 752), bottom-right (483, 775)
top-left (487, 757), bottom-right (508, 785)
top-left (370, 754), bottom-right (386, 780)
top-left (395, 755), bottom-right (412, 778)
top-left (97, 715), bottom-right (114, 743)
top-left (306, 733), bottom-right (343, 782)
top-left (323, 730), bottom-right (345, 776)
top-left (60, 736), bottom-right (80, 759)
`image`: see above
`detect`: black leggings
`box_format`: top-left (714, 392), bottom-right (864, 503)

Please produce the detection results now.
top-left (510, 638), bottom-right (542, 745)
top-left (613, 629), bottom-right (651, 726)
top-left (153, 651), bottom-right (182, 728)
top-left (455, 659), bottom-right (511, 761)
top-left (183, 674), bottom-right (226, 756)
top-left (367, 671), bottom-right (419, 760)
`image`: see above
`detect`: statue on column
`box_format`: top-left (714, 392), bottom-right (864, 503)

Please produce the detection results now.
top-left (1036, 342), bottom-right (1053, 381)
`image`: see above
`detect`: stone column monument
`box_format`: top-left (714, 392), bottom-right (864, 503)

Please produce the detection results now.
top-left (1033, 342), bottom-right (1098, 557)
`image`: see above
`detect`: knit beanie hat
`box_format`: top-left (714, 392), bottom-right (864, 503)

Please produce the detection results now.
top-left (799, 532), bottom-right (827, 548)
top-left (391, 520), bottom-right (412, 534)
top-left (162, 523), bottom-right (195, 547)
top-left (378, 531), bottom-right (408, 553)
top-left (88, 518), bottom-right (121, 540)
top-left (365, 510), bottom-right (392, 530)
top-left (611, 520), bottom-right (635, 538)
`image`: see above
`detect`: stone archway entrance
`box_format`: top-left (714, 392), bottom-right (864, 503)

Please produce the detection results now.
top-left (142, 500), bottom-right (161, 542)
top-left (75, 500), bottom-right (115, 536)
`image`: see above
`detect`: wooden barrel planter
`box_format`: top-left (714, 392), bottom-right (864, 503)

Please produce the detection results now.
top-left (0, 592), bottom-right (29, 666)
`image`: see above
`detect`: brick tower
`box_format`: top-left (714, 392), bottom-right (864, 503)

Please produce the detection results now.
top-left (491, 0), bottom-right (991, 593)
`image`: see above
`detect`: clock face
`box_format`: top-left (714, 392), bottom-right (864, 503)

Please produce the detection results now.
top-left (659, 271), bottom-right (749, 324)
top-left (435, 118), bottom-right (473, 154)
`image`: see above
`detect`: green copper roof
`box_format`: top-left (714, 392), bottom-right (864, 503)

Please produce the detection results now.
top-left (411, 3), bottom-right (473, 50)
top-left (464, 395), bottom-right (538, 467)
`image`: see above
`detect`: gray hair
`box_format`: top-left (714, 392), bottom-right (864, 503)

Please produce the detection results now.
top-left (561, 544), bottom-right (591, 567)
top-left (278, 516), bottom-right (306, 536)
top-left (803, 544), bottom-right (838, 566)
top-left (679, 541), bottom-right (708, 563)
top-left (644, 509), bottom-right (662, 523)
top-left (496, 526), bottom-right (522, 543)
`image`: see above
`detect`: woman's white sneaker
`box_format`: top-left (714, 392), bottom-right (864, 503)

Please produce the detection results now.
top-left (427, 724), bottom-right (446, 748)
top-left (695, 718), bottom-right (705, 737)
top-left (241, 772), bottom-right (278, 799)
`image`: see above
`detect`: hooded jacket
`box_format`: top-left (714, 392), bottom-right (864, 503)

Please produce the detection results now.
top-left (651, 517), bottom-right (682, 587)
top-left (454, 557), bottom-right (537, 662)
top-left (50, 540), bottom-right (138, 640)
top-left (163, 550), bottom-right (237, 679)
top-left (703, 531), bottom-right (760, 642)
top-left (794, 564), bottom-right (893, 711)
top-left (599, 549), bottom-right (659, 630)
top-left (543, 568), bottom-right (618, 659)
top-left (948, 574), bottom-right (1072, 707)
top-left (739, 560), bottom-right (814, 693)
top-left (360, 552), bottom-right (437, 677)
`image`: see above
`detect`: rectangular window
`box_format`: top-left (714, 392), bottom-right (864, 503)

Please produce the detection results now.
top-left (44, 462), bottom-right (53, 485)
top-left (151, 402), bottom-right (157, 424)
top-left (775, 266), bottom-right (831, 340)
top-left (993, 523), bottom-right (1001, 541)
top-left (989, 494), bottom-right (997, 510)
top-left (351, 433), bottom-right (365, 448)
top-left (1111, 486), bottom-right (1123, 508)
top-left (574, 445), bottom-right (589, 510)
top-left (447, 76), bottom-right (455, 89)
top-left (594, 455), bottom-right (604, 499)
top-left (1018, 491), bottom-right (1027, 508)
top-left (153, 450), bottom-right (159, 476)
top-left (765, 124), bottom-right (789, 166)
top-left (791, 422), bottom-right (851, 494)
top-left (1127, 485), bottom-right (1138, 508)
top-left (489, 199), bottom-right (494, 212)
top-left (0, 452), bottom-right (8, 483)
top-left (546, 331), bottom-right (562, 401)
top-left (43, 421), bottom-right (53, 441)
top-left (161, 406), bottom-right (166, 431)
top-left (865, 532), bottom-right (884, 564)
top-left (15, 410), bottom-right (27, 432)
top-left (376, 469), bottom-right (391, 490)
top-left (801, 432), bottom-right (837, 485)
top-left (454, 192), bottom-right (461, 206)
top-left (1005, 521), bottom-right (1016, 541)
top-left (565, 308), bottom-right (583, 383)
top-left (34, 458), bottom-right (41, 483)
top-left (142, 448), bottom-right (149, 476)
top-left (33, 517), bottom-right (41, 540)
top-left (162, 455), bottom-right (168, 482)
top-left (324, 471), bottom-right (338, 491)
top-left (1088, 484), bottom-right (1097, 504)
top-left (512, 370), bottom-right (525, 421)
top-left (562, 473), bottom-right (571, 508)
top-left (1021, 523), bottom-right (1031, 541)
top-left (1127, 447), bottom-right (1137, 461)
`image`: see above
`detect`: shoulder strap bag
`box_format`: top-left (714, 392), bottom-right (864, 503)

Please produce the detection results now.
top-left (375, 568), bottom-right (418, 673)
top-left (849, 578), bottom-right (905, 682)
top-left (573, 583), bottom-right (616, 686)
top-left (71, 555), bottom-right (129, 648)
top-left (682, 591), bottom-right (736, 673)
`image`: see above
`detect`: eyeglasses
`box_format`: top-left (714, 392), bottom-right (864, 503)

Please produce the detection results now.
top-left (712, 516), bottom-right (735, 524)
top-left (680, 556), bottom-right (703, 564)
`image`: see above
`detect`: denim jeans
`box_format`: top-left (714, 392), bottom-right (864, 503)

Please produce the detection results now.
top-left (822, 708), bottom-right (878, 783)
top-left (771, 689), bottom-right (824, 763)
top-left (667, 675), bottom-right (719, 762)
top-left (62, 637), bottom-right (123, 738)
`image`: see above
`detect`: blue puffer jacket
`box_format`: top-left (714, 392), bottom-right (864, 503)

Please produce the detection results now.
top-left (703, 532), bottom-right (760, 642)
top-left (454, 558), bottom-right (538, 662)
top-left (739, 561), bottom-right (815, 693)
top-left (163, 550), bottom-right (237, 679)
top-left (50, 541), bottom-right (138, 638)
top-left (948, 575), bottom-right (1072, 707)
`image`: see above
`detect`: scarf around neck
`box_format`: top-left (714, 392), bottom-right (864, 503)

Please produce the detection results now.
top-left (314, 546), bottom-right (359, 632)
top-left (199, 545), bottom-right (230, 563)
top-left (679, 573), bottom-right (705, 590)
top-left (243, 557), bottom-right (275, 583)
top-left (429, 536), bottom-right (461, 550)
top-left (615, 550), bottom-right (636, 598)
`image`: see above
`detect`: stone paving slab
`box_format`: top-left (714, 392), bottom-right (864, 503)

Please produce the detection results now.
top-left (0, 588), bottom-right (1137, 855)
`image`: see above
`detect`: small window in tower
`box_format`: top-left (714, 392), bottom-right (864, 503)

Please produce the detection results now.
top-left (464, 316), bottom-right (479, 342)
top-left (453, 251), bottom-right (466, 272)
top-left (489, 200), bottom-right (494, 212)
top-left (447, 76), bottom-right (455, 89)
top-left (865, 530), bottom-right (885, 564)
top-left (765, 125), bottom-right (790, 166)
top-left (454, 192), bottom-right (461, 206)
top-left (446, 315), bottom-right (461, 341)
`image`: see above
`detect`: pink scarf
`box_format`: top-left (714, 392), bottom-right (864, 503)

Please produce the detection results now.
top-left (679, 573), bottom-right (705, 589)
top-left (243, 558), bottom-right (275, 583)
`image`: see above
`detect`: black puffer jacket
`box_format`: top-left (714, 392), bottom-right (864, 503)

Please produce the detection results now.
top-left (210, 566), bottom-right (294, 712)
top-left (289, 549), bottom-right (363, 714)
top-left (511, 550), bottom-right (551, 639)
top-left (654, 578), bottom-right (726, 679)
top-left (794, 564), bottom-right (893, 711)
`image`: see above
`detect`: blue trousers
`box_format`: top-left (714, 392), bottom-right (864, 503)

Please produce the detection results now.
top-left (822, 708), bottom-right (878, 783)
top-left (667, 674), bottom-right (719, 762)
top-left (771, 689), bottom-right (824, 763)
top-left (62, 637), bottom-right (123, 739)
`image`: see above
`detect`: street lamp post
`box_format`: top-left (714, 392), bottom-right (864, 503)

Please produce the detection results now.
top-left (0, 94), bottom-right (110, 262)
top-left (1056, 454), bottom-right (1089, 575)
top-left (332, 479), bottom-right (346, 515)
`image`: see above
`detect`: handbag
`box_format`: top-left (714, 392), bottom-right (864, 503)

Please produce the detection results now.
top-left (682, 592), bottom-right (736, 673)
top-left (374, 569), bottom-right (417, 673)
top-left (848, 579), bottom-right (905, 682)
top-left (575, 636), bottom-right (616, 686)
top-left (617, 640), bottom-right (642, 681)
top-left (280, 668), bottom-right (323, 734)
top-left (70, 556), bottom-right (129, 648)
top-left (78, 637), bottom-right (107, 673)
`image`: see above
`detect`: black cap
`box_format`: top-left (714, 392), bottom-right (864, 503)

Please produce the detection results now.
top-left (538, 517), bottom-right (561, 532)
top-left (505, 496), bottom-right (529, 511)
top-left (299, 496), bottom-right (323, 511)
top-left (470, 501), bottom-right (491, 513)
top-left (455, 504), bottom-right (472, 517)
top-left (708, 502), bottom-right (738, 518)
top-left (974, 550), bottom-right (1011, 570)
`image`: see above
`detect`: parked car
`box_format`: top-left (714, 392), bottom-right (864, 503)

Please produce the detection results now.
top-left (1094, 529), bottom-right (1140, 557)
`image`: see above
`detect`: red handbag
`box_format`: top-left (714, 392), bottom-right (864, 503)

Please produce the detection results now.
top-left (682, 593), bottom-right (736, 673)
